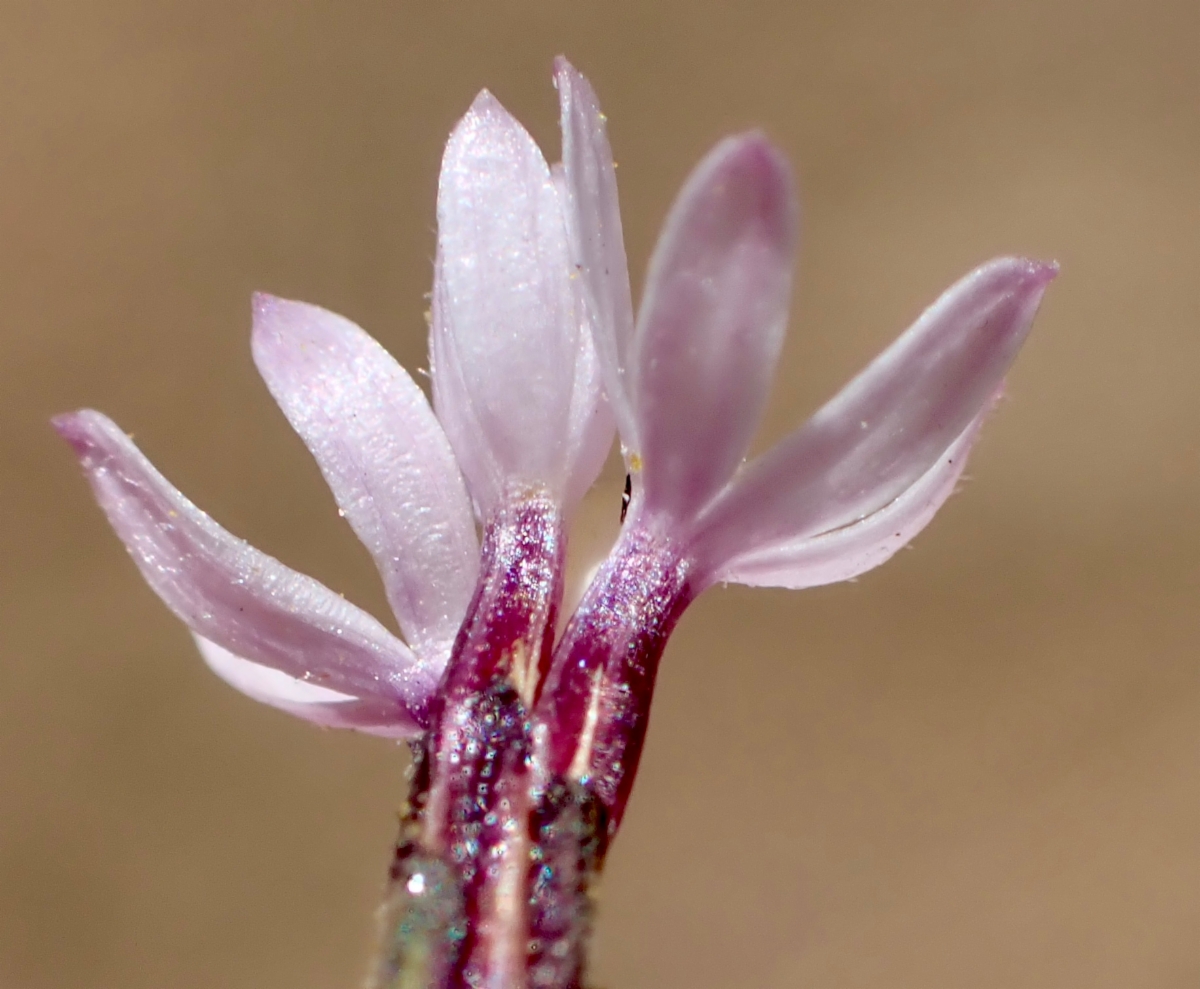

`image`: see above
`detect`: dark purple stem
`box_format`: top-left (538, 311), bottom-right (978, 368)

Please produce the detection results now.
top-left (424, 496), bottom-right (565, 989)
top-left (536, 521), bottom-right (696, 833)
top-left (372, 503), bottom-right (699, 989)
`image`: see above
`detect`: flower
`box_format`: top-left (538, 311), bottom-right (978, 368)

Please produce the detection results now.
top-left (56, 56), bottom-right (1055, 989)
top-left (55, 47), bottom-right (1056, 822)
top-left (55, 52), bottom-right (1055, 822)
top-left (53, 85), bottom-right (613, 741)
top-left (535, 59), bottom-right (1056, 828)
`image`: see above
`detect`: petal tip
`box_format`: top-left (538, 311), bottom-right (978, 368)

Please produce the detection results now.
top-left (1008, 258), bottom-right (1059, 315)
top-left (987, 256), bottom-right (1060, 291)
top-left (465, 87), bottom-right (506, 122)
top-left (708, 132), bottom-right (796, 238)
top-left (51, 410), bottom-right (87, 450)
top-left (1025, 257), bottom-right (1060, 286)
top-left (251, 291), bottom-right (286, 318)
top-left (52, 409), bottom-right (105, 458)
top-left (251, 293), bottom-right (282, 342)
top-left (447, 89), bottom-right (529, 165)
top-left (725, 131), bottom-right (789, 173)
top-left (552, 55), bottom-right (591, 99)
top-left (250, 295), bottom-right (338, 360)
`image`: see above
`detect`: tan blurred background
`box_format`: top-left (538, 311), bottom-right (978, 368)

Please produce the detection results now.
top-left (2, 1), bottom-right (1199, 986)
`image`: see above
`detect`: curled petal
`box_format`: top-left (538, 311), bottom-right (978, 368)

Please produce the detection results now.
top-left (634, 133), bottom-right (798, 522)
top-left (53, 410), bottom-right (437, 724)
top-left (251, 293), bottom-right (478, 665)
top-left (194, 636), bottom-right (421, 738)
top-left (715, 391), bottom-right (995, 589)
top-left (695, 257), bottom-right (1055, 568)
top-left (555, 57), bottom-right (638, 451)
top-left (432, 90), bottom-right (579, 512)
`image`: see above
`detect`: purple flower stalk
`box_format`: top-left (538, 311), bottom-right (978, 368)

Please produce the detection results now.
top-left (55, 58), bottom-right (1054, 989)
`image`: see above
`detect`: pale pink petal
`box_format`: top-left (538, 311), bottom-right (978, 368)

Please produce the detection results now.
top-left (715, 392), bottom-right (994, 589)
top-left (549, 161), bottom-right (618, 510)
top-left (428, 257), bottom-right (487, 514)
top-left (432, 90), bottom-right (579, 512)
top-left (555, 57), bottom-right (638, 450)
top-left (633, 133), bottom-right (798, 522)
top-left (561, 270), bottom-right (617, 510)
top-left (53, 410), bottom-right (437, 721)
top-left (694, 257), bottom-right (1055, 568)
top-left (194, 636), bottom-right (420, 738)
top-left (251, 293), bottom-right (478, 664)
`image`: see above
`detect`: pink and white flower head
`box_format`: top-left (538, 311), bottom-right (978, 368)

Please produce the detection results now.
top-left (538, 60), bottom-right (1055, 829)
top-left (53, 80), bottom-right (613, 742)
top-left (56, 56), bottom-right (1054, 989)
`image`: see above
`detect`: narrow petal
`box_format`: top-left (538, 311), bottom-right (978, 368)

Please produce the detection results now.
top-left (550, 161), bottom-right (617, 510)
top-left (694, 257), bottom-right (1055, 568)
top-left (194, 636), bottom-right (421, 738)
top-left (251, 293), bottom-right (478, 664)
top-left (633, 133), bottom-right (798, 522)
top-left (429, 258), bottom-right (487, 513)
top-left (555, 57), bottom-right (638, 450)
top-left (561, 271), bottom-right (617, 510)
top-left (53, 410), bottom-right (437, 723)
top-left (432, 90), bottom-right (579, 512)
top-left (715, 392), bottom-right (994, 589)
